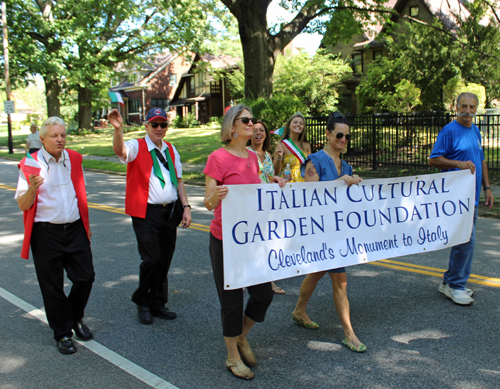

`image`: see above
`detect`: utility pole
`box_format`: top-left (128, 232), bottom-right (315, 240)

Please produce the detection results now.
top-left (2, 1), bottom-right (13, 154)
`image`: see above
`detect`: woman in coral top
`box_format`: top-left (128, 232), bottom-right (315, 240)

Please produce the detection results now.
top-left (273, 112), bottom-right (311, 182)
top-left (203, 105), bottom-right (284, 380)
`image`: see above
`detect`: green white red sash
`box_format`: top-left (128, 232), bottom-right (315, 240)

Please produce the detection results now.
top-left (282, 139), bottom-right (307, 164)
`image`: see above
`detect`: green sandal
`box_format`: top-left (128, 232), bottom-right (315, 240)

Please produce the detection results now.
top-left (342, 338), bottom-right (367, 353)
top-left (292, 313), bottom-right (319, 329)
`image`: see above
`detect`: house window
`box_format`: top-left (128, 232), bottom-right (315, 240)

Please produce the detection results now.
top-left (373, 50), bottom-right (383, 61)
top-left (190, 78), bottom-right (195, 94)
top-left (111, 76), bottom-right (120, 87)
top-left (128, 73), bottom-right (137, 83)
top-left (409, 6), bottom-right (419, 17)
top-left (129, 99), bottom-right (140, 113)
top-left (352, 53), bottom-right (363, 74)
top-left (169, 74), bottom-right (177, 86)
top-left (151, 98), bottom-right (169, 110)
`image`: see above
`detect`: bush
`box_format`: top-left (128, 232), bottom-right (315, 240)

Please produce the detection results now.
top-left (208, 116), bottom-right (221, 127)
top-left (244, 94), bottom-right (307, 134)
top-left (172, 112), bottom-right (200, 128)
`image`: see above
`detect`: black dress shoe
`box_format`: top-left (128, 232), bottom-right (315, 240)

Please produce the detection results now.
top-left (151, 306), bottom-right (177, 320)
top-left (73, 320), bottom-right (93, 341)
top-left (137, 305), bottom-right (153, 324)
top-left (57, 336), bottom-right (77, 354)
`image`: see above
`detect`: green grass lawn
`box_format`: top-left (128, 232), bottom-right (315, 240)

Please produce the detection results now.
top-left (0, 126), bottom-right (222, 163)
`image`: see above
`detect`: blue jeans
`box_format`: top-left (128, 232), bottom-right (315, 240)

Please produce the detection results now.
top-left (443, 207), bottom-right (478, 290)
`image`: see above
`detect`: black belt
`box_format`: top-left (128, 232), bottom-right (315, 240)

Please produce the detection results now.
top-left (36, 219), bottom-right (80, 230)
top-left (147, 202), bottom-right (174, 209)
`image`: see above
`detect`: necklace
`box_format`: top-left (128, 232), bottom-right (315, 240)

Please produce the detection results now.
top-left (325, 149), bottom-right (341, 173)
top-left (229, 145), bottom-right (250, 168)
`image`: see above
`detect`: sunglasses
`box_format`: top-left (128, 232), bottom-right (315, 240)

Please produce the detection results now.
top-left (334, 131), bottom-right (352, 141)
top-left (235, 117), bottom-right (256, 124)
top-left (150, 123), bottom-right (168, 129)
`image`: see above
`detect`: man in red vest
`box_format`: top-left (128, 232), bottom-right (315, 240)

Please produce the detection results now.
top-left (109, 107), bottom-right (192, 324)
top-left (15, 117), bottom-right (95, 354)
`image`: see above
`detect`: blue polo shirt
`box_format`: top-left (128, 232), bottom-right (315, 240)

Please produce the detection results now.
top-left (430, 120), bottom-right (484, 206)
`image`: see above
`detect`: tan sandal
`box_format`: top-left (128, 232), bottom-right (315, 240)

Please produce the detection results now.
top-left (226, 359), bottom-right (254, 380)
top-left (272, 282), bottom-right (286, 294)
top-left (237, 342), bottom-right (257, 367)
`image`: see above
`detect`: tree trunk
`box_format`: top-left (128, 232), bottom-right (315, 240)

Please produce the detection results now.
top-left (78, 86), bottom-right (93, 130)
top-left (238, 15), bottom-right (280, 100)
top-left (44, 77), bottom-right (61, 117)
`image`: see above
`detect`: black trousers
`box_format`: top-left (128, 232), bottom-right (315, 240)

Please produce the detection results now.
top-left (131, 204), bottom-right (177, 309)
top-left (209, 233), bottom-right (274, 337)
top-left (31, 219), bottom-right (95, 340)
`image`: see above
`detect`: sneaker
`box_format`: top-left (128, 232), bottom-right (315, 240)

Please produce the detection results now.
top-left (440, 284), bottom-right (474, 305)
top-left (438, 282), bottom-right (473, 297)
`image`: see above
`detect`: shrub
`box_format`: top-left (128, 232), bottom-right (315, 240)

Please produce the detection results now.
top-left (172, 112), bottom-right (200, 128)
top-left (244, 94), bottom-right (307, 134)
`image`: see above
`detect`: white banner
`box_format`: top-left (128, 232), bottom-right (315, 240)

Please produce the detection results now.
top-left (221, 170), bottom-right (475, 289)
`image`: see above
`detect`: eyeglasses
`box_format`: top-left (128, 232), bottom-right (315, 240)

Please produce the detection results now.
top-left (235, 117), bottom-right (256, 124)
top-left (334, 132), bottom-right (352, 141)
top-left (150, 123), bottom-right (168, 129)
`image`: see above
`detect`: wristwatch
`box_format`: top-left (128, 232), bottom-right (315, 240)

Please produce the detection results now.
top-left (183, 204), bottom-right (191, 209)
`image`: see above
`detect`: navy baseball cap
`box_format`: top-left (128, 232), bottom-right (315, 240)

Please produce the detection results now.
top-left (146, 107), bottom-right (168, 121)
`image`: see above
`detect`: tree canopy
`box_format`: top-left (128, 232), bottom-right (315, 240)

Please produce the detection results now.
top-left (6, 0), bottom-right (213, 128)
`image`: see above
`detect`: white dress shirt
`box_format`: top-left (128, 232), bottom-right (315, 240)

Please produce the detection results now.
top-left (15, 148), bottom-right (82, 223)
top-left (120, 134), bottom-right (182, 204)
top-left (27, 131), bottom-right (43, 149)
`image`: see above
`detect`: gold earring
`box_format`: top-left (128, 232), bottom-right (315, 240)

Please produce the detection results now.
top-left (341, 145), bottom-right (348, 154)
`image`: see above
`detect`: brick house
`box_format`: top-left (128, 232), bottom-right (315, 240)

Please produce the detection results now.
top-left (108, 52), bottom-right (194, 124)
top-left (325, 0), bottom-right (469, 113)
top-left (170, 54), bottom-right (239, 124)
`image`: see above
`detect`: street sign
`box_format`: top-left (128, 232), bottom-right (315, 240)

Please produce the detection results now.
top-left (4, 100), bottom-right (15, 114)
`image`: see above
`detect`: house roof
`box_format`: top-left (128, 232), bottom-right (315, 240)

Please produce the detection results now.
top-left (352, 0), bottom-right (471, 49)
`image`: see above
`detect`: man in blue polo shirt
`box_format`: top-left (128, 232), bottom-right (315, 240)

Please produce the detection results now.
top-left (429, 92), bottom-right (494, 305)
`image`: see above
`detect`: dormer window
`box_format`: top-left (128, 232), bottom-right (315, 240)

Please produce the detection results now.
top-left (409, 6), bottom-right (419, 17)
top-left (169, 74), bottom-right (177, 86)
top-left (128, 73), bottom-right (138, 83)
top-left (111, 76), bottom-right (120, 87)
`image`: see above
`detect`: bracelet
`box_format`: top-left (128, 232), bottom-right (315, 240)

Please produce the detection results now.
top-left (208, 194), bottom-right (213, 207)
top-left (183, 204), bottom-right (191, 209)
top-left (484, 187), bottom-right (491, 191)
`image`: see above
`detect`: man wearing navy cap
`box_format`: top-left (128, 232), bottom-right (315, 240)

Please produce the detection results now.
top-left (109, 107), bottom-right (192, 324)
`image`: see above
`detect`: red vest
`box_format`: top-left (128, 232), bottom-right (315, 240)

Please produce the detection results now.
top-left (18, 150), bottom-right (90, 259)
top-left (125, 139), bottom-right (178, 218)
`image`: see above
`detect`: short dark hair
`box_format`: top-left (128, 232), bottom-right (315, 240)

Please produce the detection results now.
top-left (326, 111), bottom-right (349, 132)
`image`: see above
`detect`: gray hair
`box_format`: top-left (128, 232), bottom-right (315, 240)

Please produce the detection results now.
top-left (40, 117), bottom-right (66, 137)
top-left (456, 92), bottom-right (479, 108)
top-left (221, 104), bottom-right (253, 143)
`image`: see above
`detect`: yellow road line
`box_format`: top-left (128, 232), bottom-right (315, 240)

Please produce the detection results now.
top-left (1, 182), bottom-right (498, 287)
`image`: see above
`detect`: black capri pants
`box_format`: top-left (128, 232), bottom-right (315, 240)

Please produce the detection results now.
top-left (209, 233), bottom-right (274, 337)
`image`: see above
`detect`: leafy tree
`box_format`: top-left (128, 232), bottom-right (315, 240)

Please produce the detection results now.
top-left (356, 2), bottom-right (500, 112)
top-left (6, 0), bottom-right (213, 129)
top-left (219, 0), bottom-right (392, 100)
top-left (273, 49), bottom-right (351, 115)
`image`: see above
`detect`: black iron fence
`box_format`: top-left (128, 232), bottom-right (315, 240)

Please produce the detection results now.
top-left (306, 112), bottom-right (500, 171)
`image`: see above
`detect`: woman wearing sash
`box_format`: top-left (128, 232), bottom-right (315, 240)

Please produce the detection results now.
top-left (273, 112), bottom-right (311, 182)
top-left (291, 111), bottom-right (366, 353)
top-left (247, 120), bottom-right (286, 294)
top-left (204, 105), bottom-right (285, 380)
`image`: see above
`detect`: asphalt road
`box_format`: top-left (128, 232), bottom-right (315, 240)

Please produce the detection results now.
top-left (1, 158), bottom-right (500, 389)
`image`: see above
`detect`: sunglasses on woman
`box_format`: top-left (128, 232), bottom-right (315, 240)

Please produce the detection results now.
top-left (234, 117), bottom-right (256, 124)
top-left (334, 131), bottom-right (351, 141)
top-left (151, 123), bottom-right (168, 129)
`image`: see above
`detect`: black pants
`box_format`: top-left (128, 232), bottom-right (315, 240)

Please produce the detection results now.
top-left (131, 204), bottom-right (177, 309)
top-left (31, 219), bottom-right (95, 340)
top-left (209, 233), bottom-right (274, 337)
